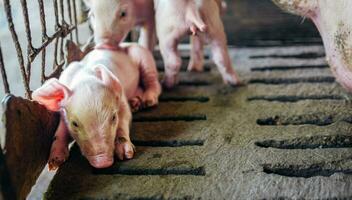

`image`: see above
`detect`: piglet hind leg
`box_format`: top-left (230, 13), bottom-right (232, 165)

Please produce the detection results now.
top-left (48, 117), bottom-right (70, 171)
top-left (187, 35), bottom-right (205, 72)
top-left (129, 87), bottom-right (143, 112)
top-left (141, 73), bottom-right (161, 108)
top-left (115, 95), bottom-right (135, 160)
top-left (209, 26), bottom-right (241, 86)
top-left (128, 44), bottom-right (161, 107)
top-left (159, 35), bottom-right (182, 89)
top-left (138, 50), bottom-right (161, 108)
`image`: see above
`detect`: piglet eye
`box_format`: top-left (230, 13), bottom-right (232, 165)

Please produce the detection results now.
top-left (111, 114), bottom-right (116, 122)
top-left (72, 121), bottom-right (79, 128)
top-left (120, 10), bottom-right (127, 18)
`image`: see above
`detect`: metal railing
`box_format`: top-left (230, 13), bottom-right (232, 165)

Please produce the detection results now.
top-left (0, 0), bottom-right (85, 99)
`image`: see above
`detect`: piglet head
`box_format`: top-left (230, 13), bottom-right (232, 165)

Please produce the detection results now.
top-left (84, 0), bottom-right (136, 48)
top-left (32, 65), bottom-right (123, 168)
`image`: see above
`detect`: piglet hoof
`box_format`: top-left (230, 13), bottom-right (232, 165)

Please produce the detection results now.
top-left (162, 75), bottom-right (179, 90)
top-left (190, 24), bottom-right (207, 35)
top-left (129, 97), bottom-right (142, 112)
top-left (187, 61), bottom-right (204, 72)
top-left (48, 140), bottom-right (69, 171)
top-left (223, 72), bottom-right (241, 87)
top-left (143, 91), bottom-right (159, 108)
top-left (115, 137), bottom-right (135, 160)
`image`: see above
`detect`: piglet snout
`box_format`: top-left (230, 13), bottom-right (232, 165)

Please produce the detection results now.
top-left (88, 154), bottom-right (114, 169)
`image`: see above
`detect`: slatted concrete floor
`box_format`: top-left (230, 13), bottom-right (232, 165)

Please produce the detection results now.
top-left (44, 44), bottom-right (352, 199)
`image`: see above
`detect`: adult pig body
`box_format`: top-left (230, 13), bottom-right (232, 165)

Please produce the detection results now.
top-left (272, 0), bottom-right (352, 92)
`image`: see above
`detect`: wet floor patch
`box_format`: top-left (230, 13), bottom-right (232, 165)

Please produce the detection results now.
top-left (248, 77), bottom-right (335, 85)
top-left (235, 38), bottom-right (323, 47)
top-left (247, 95), bottom-right (345, 102)
top-left (92, 166), bottom-right (206, 176)
top-left (255, 135), bottom-right (352, 149)
top-left (251, 64), bottom-right (329, 72)
top-left (133, 140), bottom-right (205, 147)
top-left (178, 80), bottom-right (212, 86)
top-left (250, 52), bottom-right (325, 59)
top-left (263, 160), bottom-right (352, 178)
top-left (159, 96), bottom-right (210, 103)
top-left (133, 114), bottom-right (207, 122)
top-left (256, 114), bottom-right (335, 126)
top-left (156, 61), bottom-right (213, 72)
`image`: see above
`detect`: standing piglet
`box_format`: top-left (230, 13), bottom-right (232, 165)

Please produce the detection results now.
top-left (155, 0), bottom-right (240, 88)
top-left (84, 0), bottom-right (156, 51)
top-left (32, 43), bottom-right (161, 169)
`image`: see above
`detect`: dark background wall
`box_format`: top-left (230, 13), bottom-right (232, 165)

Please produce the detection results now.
top-left (223, 0), bottom-right (321, 46)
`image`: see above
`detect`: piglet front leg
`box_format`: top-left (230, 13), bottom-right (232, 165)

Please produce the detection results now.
top-left (139, 55), bottom-right (161, 107)
top-left (129, 88), bottom-right (143, 112)
top-left (48, 117), bottom-right (70, 170)
top-left (115, 95), bottom-right (135, 160)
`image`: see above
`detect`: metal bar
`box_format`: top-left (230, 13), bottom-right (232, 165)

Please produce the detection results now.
top-left (30, 26), bottom-right (76, 63)
top-left (53, 0), bottom-right (60, 69)
top-left (67, 0), bottom-right (73, 40)
top-left (3, 0), bottom-right (31, 98)
top-left (53, 38), bottom-right (60, 69)
top-left (59, 37), bottom-right (64, 64)
top-left (19, 0), bottom-right (34, 85)
top-left (37, 0), bottom-right (48, 37)
top-left (37, 0), bottom-right (48, 84)
top-left (53, 0), bottom-right (59, 27)
top-left (0, 42), bottom-right (10, 94)
top-left (59, 0), bottom-right (65, 25)
top-left (72, 0), bottom-right (80, 44)
top-left (59, 0), bottom-right (65, 60)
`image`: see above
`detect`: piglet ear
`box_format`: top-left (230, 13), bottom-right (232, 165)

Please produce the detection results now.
top-left (32, 78), bottom-right (72, 112)
top-left (94, 65), bottom-right (123, 97)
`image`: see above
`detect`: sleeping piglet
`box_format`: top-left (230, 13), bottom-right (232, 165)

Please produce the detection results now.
top-left (32, 43), bottom-right (161, 169)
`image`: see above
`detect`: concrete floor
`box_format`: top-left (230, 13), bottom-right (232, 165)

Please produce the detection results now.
top-left (2, 0), bottom-right (352, 199)
top-left (43, 45), bottom-right (352, 199)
